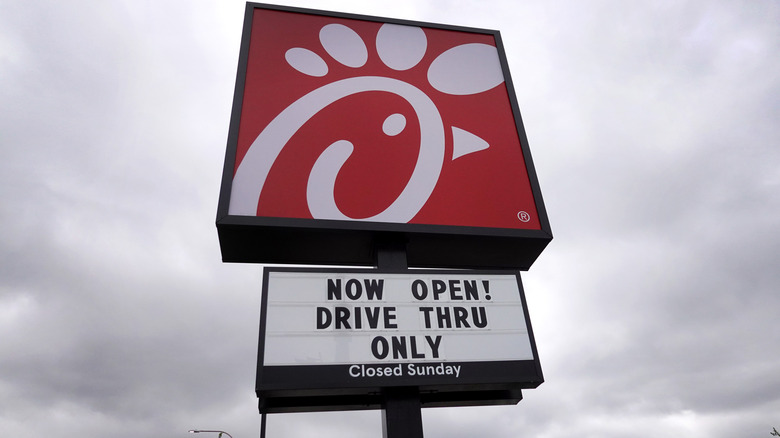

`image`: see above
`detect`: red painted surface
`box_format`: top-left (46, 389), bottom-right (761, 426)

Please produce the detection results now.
top-left (233, 9), bottom-right (540, 230)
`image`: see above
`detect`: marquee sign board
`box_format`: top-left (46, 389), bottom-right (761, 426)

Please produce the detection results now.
top-left (216, 3), bottom-right (552, 269)
top-left (256, 267), bottom-right (543, 413)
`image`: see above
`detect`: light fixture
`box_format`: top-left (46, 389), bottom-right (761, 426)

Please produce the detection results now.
top-left (188, 430), bottom-right (233, 438)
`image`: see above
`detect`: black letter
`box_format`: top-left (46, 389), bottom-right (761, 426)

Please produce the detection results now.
top-left (472, 306), bottom-right (488, 328)
top-left (463, 280), bottom-right (479, 300)
top-left (410, 336), bottom-right (425, 359)
top-left (432, 280), bottom-right (447, 300)
top-left (449, 280), bottom-right (463, 300)
top-left (335, 307), bottom-right (351, 329)
top-left (482, 280), bottom-right (491, 301)
top-left (384, 307), bottom-right (397, 329)
top-left (391, 336), bottom-right (407, 359)
top-left (364, 279), bottom-right (384, 300)
top-left (365, 307), bottom-right (380, 329)
top-left (316, 307), bottom-right (332, 329)
top-left (454, 307), bottom-right (470, 328)
top-left (419, 307), bottom-right (434, 329)
top-left (372, 336), bottom-right (388, 359)
top-left (436, 307), bottom-right (452, 328)
top-left (346, 279), bottom-right (362, 300)
top-left (425, 335), bottom-right (441, 358)
top-left (327, 279), bottom-right (341, 300)
top-left (411, 280), bottom-right (428, 300)
top-left (354, 307), bottom-right (362, 329)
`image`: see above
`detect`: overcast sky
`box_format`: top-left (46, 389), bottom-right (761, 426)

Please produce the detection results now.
top-left (2, 1), bottom-right (779, 437)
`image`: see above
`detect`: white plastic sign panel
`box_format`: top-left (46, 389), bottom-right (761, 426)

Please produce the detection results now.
top-left (256, 267), bottom-right (543, 412)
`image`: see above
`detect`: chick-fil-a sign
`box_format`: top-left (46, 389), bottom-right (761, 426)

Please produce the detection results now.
top-left (217, 4), bottom-right (552, 268)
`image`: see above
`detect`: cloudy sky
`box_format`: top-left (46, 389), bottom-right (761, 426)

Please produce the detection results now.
top-left (2, 1), bottom-right (779, 437)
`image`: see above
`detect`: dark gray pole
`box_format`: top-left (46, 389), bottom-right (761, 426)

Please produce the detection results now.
top-left (375, 236), bottom-right (424, 438)
top-left (382, 387), bottom-right (424, 438)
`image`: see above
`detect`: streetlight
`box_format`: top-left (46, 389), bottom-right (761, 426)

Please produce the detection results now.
top-left (189, 430), bottom-right (233, 438)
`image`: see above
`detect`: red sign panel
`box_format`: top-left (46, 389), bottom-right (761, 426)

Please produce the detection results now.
top-left (217, 4), bottom-right (552, 268)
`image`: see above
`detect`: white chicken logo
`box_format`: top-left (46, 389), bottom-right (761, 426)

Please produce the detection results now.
top-left (229, 22), bottom-right (505, 224)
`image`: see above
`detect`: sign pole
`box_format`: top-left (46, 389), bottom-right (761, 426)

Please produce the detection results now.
top-left (375, 237), bottom-right (424, 438)
top-left (382, 387), bottom-right (424, 438)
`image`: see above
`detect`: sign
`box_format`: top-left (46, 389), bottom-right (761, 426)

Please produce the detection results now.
top-left (256, 268), bottom-right (543, 413)
top-left (217, 3), bottom-right (552, 269)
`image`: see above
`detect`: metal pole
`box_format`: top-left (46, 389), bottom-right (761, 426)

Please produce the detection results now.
top-left (375, 236), bottom-right (424, 438)
top-left (382, 387), bottom-right (424, 438)
top-left (189, 430), bottom-right (233, 438)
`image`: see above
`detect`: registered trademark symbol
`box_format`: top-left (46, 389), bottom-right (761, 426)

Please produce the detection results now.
top-left (517, 211), bottom-right (531, 222)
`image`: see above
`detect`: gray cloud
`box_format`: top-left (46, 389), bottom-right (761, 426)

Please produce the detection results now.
top-left (1, 1), bottom-right (779, 437)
